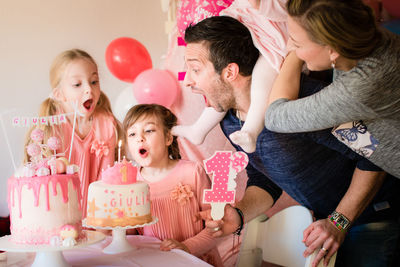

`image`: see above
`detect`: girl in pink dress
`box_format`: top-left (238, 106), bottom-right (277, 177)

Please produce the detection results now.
top-left (24, 49), bottom-right (121, 217)
top-left (123, 104), bottom-right (223, 267)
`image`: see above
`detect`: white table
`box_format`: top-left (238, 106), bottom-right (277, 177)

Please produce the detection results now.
top-left (1, 235), bottom-right (212, 267)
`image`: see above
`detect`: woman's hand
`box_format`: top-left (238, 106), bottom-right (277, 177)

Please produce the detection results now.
top-left (303, 218), bottom-right (346, 267)
top-left (160, 239), bottom-right (190, 253)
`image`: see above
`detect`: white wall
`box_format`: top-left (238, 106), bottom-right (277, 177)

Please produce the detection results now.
top-left (0, 0), bottom-right (168, 216)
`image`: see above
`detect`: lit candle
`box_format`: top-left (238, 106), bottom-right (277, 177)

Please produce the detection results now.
top-left (118, 140), bottom-right (122, 162)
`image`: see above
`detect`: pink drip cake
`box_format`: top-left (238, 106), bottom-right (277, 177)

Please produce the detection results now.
top-left (85, 158), bottom-right (152, 228)
top-left (7, 128), bottom-right (83, 246)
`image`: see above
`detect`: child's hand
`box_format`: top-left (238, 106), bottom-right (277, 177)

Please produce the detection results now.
top-left (160, 239), bottom-right (189, 253)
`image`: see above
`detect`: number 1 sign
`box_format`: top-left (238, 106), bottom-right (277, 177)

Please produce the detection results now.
top-left (203, 151), bottom-right (248, 220)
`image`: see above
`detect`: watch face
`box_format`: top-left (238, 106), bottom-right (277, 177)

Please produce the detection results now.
top-left (336, 216), bottom-right (349, 226)
top-left (330, 211), bottom-right (350, 230)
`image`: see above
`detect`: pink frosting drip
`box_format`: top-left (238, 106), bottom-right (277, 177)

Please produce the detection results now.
top-left (8, 174), bottom-right (82, 219)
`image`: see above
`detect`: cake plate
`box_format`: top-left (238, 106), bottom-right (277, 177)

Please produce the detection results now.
top-left (83, 217), bottom-right (158, 255)
top-left (0, 230), bottom-right (105, 267)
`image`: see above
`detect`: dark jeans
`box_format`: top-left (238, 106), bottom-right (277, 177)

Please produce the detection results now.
top-left (336, 219), bottom-right (400, 267)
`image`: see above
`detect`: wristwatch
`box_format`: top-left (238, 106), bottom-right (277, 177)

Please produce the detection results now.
top-left (328, 210), bottom-right (351, 231)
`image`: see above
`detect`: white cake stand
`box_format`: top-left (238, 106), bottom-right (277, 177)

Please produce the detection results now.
top-left (0, 230), bottom-right (105, 267)
top-left (83, 217), bottom-right (158, 255)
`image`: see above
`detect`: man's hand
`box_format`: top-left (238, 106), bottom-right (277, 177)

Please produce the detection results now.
top-left (303, 218), bottom-right (346, 267)
top-left (196, 205), bottom-right (242, 237)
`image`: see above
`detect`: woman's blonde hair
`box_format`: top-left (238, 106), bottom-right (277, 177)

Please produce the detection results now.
top-left (24, 49), bottom-right (122, 162)
top-left (286, 0), bottom-right (381, 59)
top-left (122, 104), bottom-right (181, 160)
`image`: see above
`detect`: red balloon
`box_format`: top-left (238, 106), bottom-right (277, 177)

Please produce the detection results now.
top-left (132, 69), bottom-right (179, 108)
top-left (105, 37), bottom-right (152, 83)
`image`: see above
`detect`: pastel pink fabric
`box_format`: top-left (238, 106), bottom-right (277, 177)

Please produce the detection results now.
top-left (221, 0), bottom-right (289, 72)
top-left (176, 0), bottom-right (234, 37)
top-left (137, 160), bottom-right (223, 267)
top-left (58, 113), bottom-right (117, 218)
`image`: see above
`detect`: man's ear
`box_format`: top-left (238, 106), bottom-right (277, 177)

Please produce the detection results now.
top-left (222, 63), bottom-right (240, 82)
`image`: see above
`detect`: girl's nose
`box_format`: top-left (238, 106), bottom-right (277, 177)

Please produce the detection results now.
top-left (137, 134), bottom-right (144, 142)
top-left (84, 83), bottom-right (93, 94)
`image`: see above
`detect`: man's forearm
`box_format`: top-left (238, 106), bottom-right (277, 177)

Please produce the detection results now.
top-left (235, 185), bottom-right (274, 223)
top-left (335, 168), bottom-right (386, 223)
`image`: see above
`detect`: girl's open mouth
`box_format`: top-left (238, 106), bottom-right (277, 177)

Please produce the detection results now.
top-left (139, 148), bottom-right (148, 158)
top-left (83, 99), bottom-right (93, 111)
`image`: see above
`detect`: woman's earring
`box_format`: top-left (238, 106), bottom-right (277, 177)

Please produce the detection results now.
top-left (331, 60), bottom-right (336, 69)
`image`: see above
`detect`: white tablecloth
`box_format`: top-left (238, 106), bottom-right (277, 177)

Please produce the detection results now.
top-left (0, 235), bottom-right (212, 267)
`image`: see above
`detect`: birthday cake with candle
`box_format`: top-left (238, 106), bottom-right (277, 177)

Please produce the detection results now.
top-left (7, 128), bottom-right (83, 246)
top-left (85, 159), bottom-right (152, 228)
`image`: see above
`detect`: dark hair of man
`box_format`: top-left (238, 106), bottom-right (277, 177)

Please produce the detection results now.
top-left (184, 16), bottom-right (259, 76)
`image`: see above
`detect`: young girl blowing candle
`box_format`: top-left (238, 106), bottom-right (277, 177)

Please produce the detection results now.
top-left (24, 49), bottom-right (121, 217)
top-left (123, 104), bottom-right (222, 267)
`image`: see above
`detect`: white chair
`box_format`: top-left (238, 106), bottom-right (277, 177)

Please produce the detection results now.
top-left (236, 205), bottom-right (336, 267)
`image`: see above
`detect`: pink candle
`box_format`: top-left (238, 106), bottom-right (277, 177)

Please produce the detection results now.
top-left (203, 151), bottom-right (248, 219)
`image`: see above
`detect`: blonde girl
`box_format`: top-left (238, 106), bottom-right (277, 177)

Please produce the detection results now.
top-left (25, 49), bottom-right (121, 217)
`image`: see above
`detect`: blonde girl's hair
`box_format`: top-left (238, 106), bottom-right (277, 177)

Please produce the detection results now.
top-left (122, 104), bottom-right (181, 160)
top-left (286, 0), bottom-right (382, 59)
top-left (24, 49), bottom-right (122, 162)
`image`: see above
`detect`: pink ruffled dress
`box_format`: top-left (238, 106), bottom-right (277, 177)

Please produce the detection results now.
top-left (137, 160), bottom-right (223, 267)
top-left (221, 0), bottom-right (289, 71)
top-left (58, 112), bottom-right (117, 218)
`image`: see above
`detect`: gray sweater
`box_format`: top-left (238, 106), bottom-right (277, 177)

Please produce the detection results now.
top-left (265, 29), bottom-right (400, 177)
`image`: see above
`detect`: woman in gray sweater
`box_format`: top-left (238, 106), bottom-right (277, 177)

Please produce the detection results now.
top-left (265, 0), bottom-right (400, 178)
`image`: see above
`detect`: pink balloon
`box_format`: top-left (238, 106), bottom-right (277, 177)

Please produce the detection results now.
top-left (132, 69), bottom-right (179, 108)
top-left (177, 0), bottom-right (234, 37)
